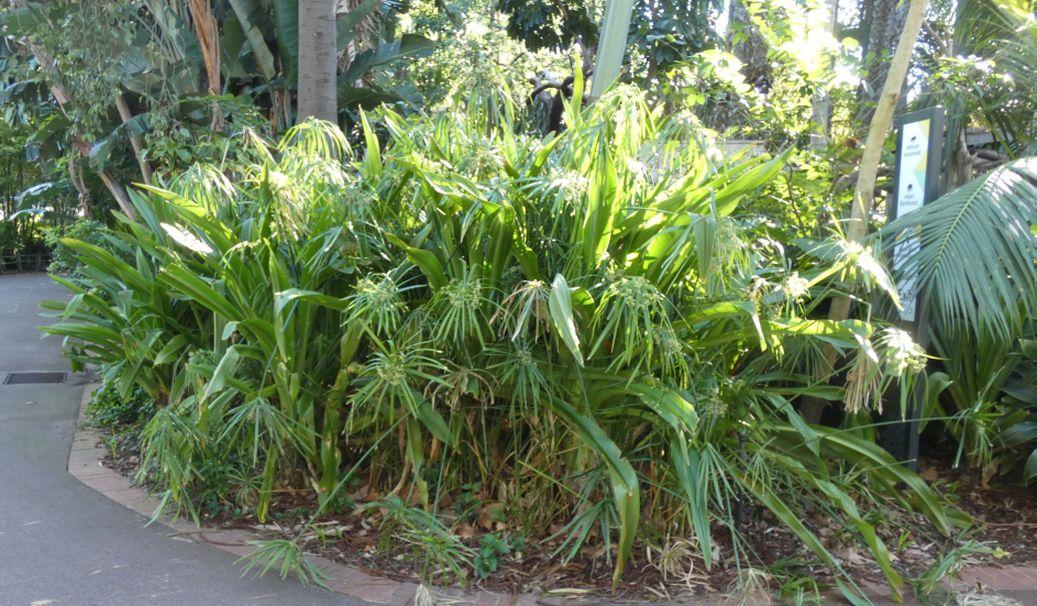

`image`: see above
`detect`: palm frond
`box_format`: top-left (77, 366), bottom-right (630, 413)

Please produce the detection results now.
top-left (883, 157), bottom-right (1037, 339)
top-left (952, 0), bottom-right (1037, 152)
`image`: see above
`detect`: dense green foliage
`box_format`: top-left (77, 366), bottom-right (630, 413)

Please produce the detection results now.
top-left (87, 379), bottom-right (156, 427)
top-left (43, 91), bottom-right (966, 600)
top-left (496, 0), bottom-right (721, 79)
top-left (0, 114), bottom-right (79, 271)
top-left (886, 157), bottom-right (1037, 483)
top-left (6, 0), bottom-right (1037, 601)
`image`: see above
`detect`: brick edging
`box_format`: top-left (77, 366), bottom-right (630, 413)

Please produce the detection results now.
top-left (955, 567), bottom-right (1037, 592)
top-left (66, 383), bottom-right (550, 606)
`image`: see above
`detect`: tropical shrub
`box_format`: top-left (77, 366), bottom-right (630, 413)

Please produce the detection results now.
top-left (87, 378), bottom-right (155, 428)
top-left (922, 326), bottom-right (1037, 482)
top-left (44, 87), bottom-right (963, 601)
top-left (886, 157), bottom-right (1037, 483)
top-left (45, 219), bottom-right (107, 276)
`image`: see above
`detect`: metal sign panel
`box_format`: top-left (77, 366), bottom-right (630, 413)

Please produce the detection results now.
top-left (890, 107), bottom-right (945, 323)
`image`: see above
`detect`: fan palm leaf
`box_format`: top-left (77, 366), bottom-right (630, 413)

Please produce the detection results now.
top-left (883, 157), bottom-right (1037, 339)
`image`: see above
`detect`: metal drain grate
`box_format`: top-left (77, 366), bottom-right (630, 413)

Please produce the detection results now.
top-left (2, 372), bottom-right (66, 385)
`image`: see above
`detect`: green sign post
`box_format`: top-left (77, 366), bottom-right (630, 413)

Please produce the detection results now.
top-left (881, 106), bottom-right (945, 468)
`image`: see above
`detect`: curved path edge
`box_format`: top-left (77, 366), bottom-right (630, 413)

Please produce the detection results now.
top-left (68, 383), bottom-right (1037, 605)
top-left (67, 383), bottom-right (552, 606)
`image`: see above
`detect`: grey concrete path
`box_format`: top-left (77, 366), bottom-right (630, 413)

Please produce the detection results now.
top-left (0, 273), bottom-right (362, 606)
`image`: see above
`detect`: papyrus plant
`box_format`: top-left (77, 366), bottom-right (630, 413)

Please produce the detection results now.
top-left (45, 89), bottom-right (963, 600)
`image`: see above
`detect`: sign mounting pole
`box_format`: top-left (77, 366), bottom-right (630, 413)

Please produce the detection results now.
top-left (881, 105), bottom-right (945, 469)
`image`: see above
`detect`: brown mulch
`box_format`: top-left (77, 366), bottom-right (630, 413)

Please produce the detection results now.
top-left (919, 457), bottom-right (1037, 567)
top-left (94, 427), bottom-right (1037, 600)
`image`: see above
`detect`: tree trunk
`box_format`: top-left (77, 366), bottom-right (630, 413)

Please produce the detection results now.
top-left (115, 94), bottom-right (154, 185)
top-left (845, 0), bottom-right (928, 246)
top-left (857, 0), bottom-right (909, 125)
top-left (99, 170), bottom-right (136, 219)
top-left (297, 0), bottom-right (338, 123)
top-left (187, 0), bottom-right (224, 131)
top-left (67, 148), bottom-right (93, 218)
top-left (801, 0), bottom-right (930, 423)
top-left (21, 35), bottom-right (136, 219)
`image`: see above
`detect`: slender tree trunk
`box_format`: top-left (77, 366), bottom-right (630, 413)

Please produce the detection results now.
top-left (22, 37), bottom-right (136, 218)
top-left (844, 0), bottom-right (929, 246)
top-left (801, 0), bottom-right (930, 423)
top-left (187, 0), bottom-right (224, 131)
top-left (297, 0), bottom-right (338, 123)
top-left (857, 0), bottom-right (910, 125)
top-left (115, 94), bottom-right (153, 185)
top-left (67, 147), bottom-right (93, 218)
top-left (98, 170), bottom-right (135, 218)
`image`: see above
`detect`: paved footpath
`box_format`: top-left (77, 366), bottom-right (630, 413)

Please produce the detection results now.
top-left (0, 273), bottom-right (361, 606)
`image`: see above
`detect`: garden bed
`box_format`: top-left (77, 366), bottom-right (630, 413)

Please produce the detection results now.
top-left (95, 426), bottom-right (1024, 602)
top-left (919, 458), bottom-right (1037, 568)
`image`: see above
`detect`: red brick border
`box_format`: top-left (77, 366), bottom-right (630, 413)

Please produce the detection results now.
top-left (956, 566), bottom-right (1037, 592)
top-left (69, 384), bottom-right (1037, 604)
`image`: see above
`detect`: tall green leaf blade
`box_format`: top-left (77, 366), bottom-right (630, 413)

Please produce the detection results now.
top-left (270, 0), bottom-right (299, 86)
top-left (581, 147), bottom-right (619, 270)
top-left (227, 0), bottom-right (278, 82)
top-left (548, 398), bottom-right (639, 590)
top-left (669, 439), bottom-right (713, 568)
top-left (814, 479), bottom-right (903, 598)
top-left (712, 151), bottom-right (789, 216)
top-left (415, 400), bottom-right (454, 446)
top-left (590, 0), bottom-right (636, 98)
top-left (548, 274), bottom-right (583, 366)
top-left (205, 345), bottom-right (242, 399)
top-left (385, 234), bottom-right (447, 290)
top-left (160, 264), bottom-right (241, 320)
top-left (626, 383), bottom-right (698, 434)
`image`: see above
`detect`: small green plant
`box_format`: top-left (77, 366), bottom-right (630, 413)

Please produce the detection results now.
top-left (897, 530), bottom-right (914, 553)
top-left (369, 496), bottom-right (474, 584)
top-left (238, 537), bottom-right (330, 588)
top-left (194, 458), bottom-right (241, 519)
top-left (102, 434), bottom-right (119, 459)
top-left (45, 219), bottom-right (106, 277)
top-left (474, 532), bottom-right (511, 580)
top-left (775, 574), bottom-right (824, 605)
top-left (914, 539), bottom-right (995, 598)
top-left (87, 380), bottom-right (155, 427)
top-left (769, 557), bottom-right (827, 605)
top-left (455, 482), bottom-right (482, 524)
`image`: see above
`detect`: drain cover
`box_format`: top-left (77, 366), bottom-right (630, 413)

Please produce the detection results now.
top-left (3, 372), bottom-right (66, 385)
